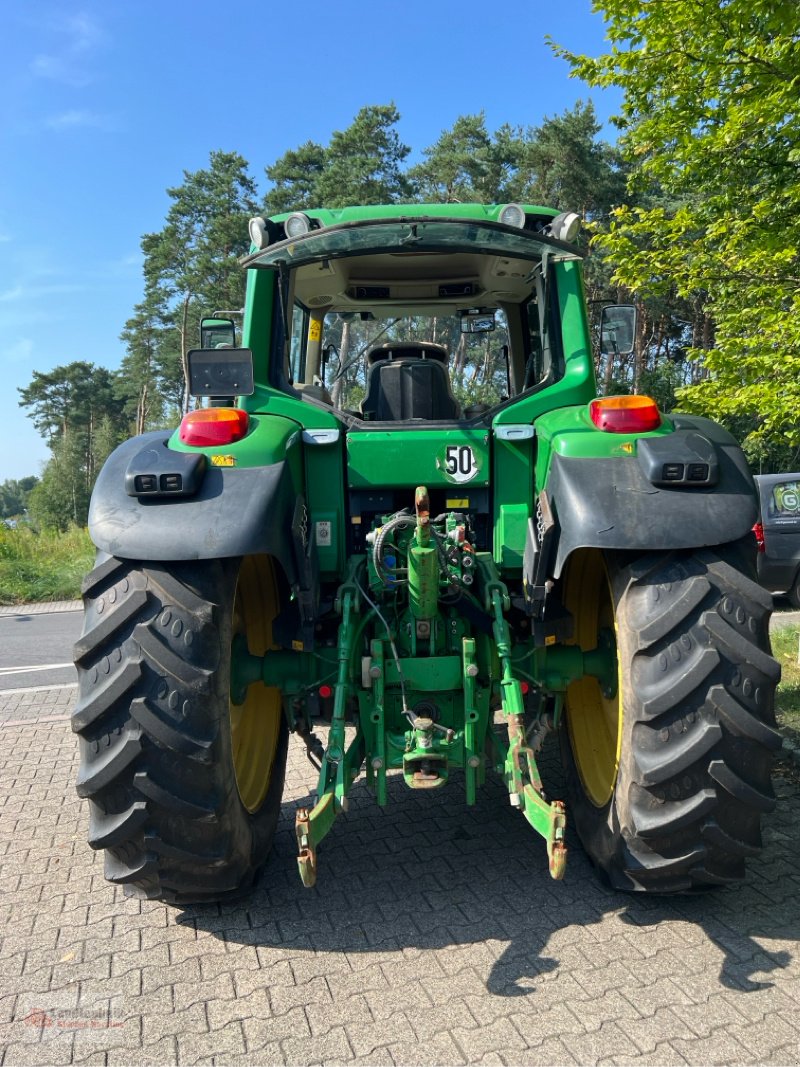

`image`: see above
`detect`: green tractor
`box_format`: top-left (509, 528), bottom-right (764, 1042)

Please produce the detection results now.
top-left (73, 203), bottom-right (781, 902)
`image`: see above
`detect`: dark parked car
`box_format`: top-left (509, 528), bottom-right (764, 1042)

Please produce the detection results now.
top-left (754, 472), bottom-right (800, 605)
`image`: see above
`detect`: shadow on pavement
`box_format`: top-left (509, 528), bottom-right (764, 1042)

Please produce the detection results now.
top-left (177, 740), bottom-right (798, 999)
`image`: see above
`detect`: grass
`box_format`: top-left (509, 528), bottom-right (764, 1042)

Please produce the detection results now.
top-left (771, 622), bottom-right (800, 734)
top-left (0, 525), bottom-right (94, 605)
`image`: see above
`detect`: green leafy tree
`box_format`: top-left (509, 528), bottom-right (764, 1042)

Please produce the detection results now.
top-left (19, 362), bottom-right (126, 527)
top-left (265, 105), bottom-right (413, 210)
top-left (18, 362), bottom-right (119, 443)
top-left (508, 101), bottom-right (627, 219)
top-left (117, 285), bottom-right (183, 435)
top-left (316, 104), bottom-right (412, 206)
top-left (143, 150), bottom-right (259, 411)
top-left (0, 477), bottom-right (38, 520)
top-left (27, 431), bottom-right (90, 530)
top-left (25, 417), bottom-right (121, 531)
top-left (554, 1), bottom-right (800, 462)
top-left (264, 141), bottom-right (327, 214)
top-left (409, 113), bottom-right (504, 203)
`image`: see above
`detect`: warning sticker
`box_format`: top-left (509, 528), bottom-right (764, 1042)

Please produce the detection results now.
top-left (316, 520), bottom-right (332, 546)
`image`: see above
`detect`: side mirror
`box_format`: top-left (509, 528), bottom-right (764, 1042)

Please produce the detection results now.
top-left (187, 348), bottom-right (254, 399)
top-left (200, 316), bottom-right (236, 349)
top-left (600, 305), bottom-right (636, 355)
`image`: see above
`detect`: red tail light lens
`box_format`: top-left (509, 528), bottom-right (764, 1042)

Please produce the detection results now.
top-left (589, 396), bottom-right (661, 433)
top-left (179, 408), bottom-right (249, 447)
top-left (753, 521), bottom-right (765, 553)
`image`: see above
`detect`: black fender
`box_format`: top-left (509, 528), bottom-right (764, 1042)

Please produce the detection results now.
top-left (88, 432), bottom-right (300, 583)
top-left (545, 414), bottom-right (758, 577)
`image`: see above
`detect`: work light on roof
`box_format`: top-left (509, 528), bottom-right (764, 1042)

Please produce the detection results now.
top-left (498, 203), bottom-right (526, 229)
top-left (248, 216), bottom-right (270, 250)
top-left (284, 212), bottom-right (312, 239)
top-left (550, 211), bottom-right (581, 243)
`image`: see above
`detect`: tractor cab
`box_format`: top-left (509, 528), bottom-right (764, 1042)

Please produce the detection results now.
top-left (241, 206), bottom-right (584, 427)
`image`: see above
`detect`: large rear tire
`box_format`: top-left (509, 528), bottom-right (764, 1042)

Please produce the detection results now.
top-left (560, 547), bottom-right (782, 892)
top-left (72, 553), bottom-right (288, 904)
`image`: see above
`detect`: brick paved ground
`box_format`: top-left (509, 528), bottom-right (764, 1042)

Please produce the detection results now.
top-left (1, 685), bottom-right (798, 1066)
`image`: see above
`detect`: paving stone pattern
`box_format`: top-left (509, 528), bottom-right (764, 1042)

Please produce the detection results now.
top-left (1, 687), bottom-right (798, 1066)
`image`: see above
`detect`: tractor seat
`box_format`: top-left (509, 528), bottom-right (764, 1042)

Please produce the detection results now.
top-left (361, 343), bottom-right (461, 421)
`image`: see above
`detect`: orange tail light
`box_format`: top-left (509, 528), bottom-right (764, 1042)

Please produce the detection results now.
top-left (179, 408), bottom-right (249, 447)
top-left (589, 395), bottom-right (661, 433)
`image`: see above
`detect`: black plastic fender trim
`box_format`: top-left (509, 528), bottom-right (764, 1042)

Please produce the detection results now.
top-left (547, 417), bottom-right (758, 577)
top-left (89, 432), bottom-right (299, 581)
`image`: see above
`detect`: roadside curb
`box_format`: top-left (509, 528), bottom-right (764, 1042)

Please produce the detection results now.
top-left (0, 600), bottom-right (82, 617)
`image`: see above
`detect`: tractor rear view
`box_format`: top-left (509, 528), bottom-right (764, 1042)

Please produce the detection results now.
top-left (73, 203), bottom-right (781, 902)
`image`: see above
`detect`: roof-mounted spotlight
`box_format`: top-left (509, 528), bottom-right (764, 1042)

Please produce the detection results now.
top-left (498, 203), bottom-right (526, 228)
top-left (284, 212), bottom-right (313, 239)
top-left (248, 216), bottom-right (273, 250)
top-left (549, 211), bottom-right (582, 243)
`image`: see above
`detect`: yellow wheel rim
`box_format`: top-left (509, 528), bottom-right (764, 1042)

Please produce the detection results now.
top-left (564, 550), bottom-right (622, 808)
top-left (229, 556), bottom-right (282, 813)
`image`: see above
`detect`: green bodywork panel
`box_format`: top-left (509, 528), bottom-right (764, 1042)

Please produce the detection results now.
top-left (493, 431), bottom-right (534, 569)
top-left (169, 412), bottom-right (304, 479)
top-left (347, 429), bottom-right (491, 489)
top-left (304, 435), bottom-right (345, 575)
top-left (532, 404), bottom-right (676, 493)
top-left (492, 262), bottom-right (595, 426)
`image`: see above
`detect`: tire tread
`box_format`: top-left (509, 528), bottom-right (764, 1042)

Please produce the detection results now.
top-left (562, 544), bottom-right (780, 893)
top-left (73, 554), bottom-right (287, 903)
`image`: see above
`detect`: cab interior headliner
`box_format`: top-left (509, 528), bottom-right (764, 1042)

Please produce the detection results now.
top-left (291, 250), bottom-right (539, 317)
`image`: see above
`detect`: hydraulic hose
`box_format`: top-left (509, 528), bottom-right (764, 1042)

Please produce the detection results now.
top-left (372, 510), bottom-right (414, 586)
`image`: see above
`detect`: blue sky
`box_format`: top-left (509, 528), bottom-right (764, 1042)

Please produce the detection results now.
top-left (0, 1), bottom-right (621, 483)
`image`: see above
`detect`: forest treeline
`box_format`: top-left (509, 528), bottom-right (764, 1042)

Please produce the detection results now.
top-left (14, 0), bottom-right (800, 529)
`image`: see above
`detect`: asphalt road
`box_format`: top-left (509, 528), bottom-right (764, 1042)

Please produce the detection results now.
top-left (1, 597), bottom-right (799, 696)
top-left (0, 606), bottom-right (81, 691)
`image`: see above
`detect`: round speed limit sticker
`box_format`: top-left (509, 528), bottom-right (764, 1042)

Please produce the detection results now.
top-left (441, 444), bottom-right (479, 483)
